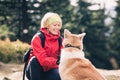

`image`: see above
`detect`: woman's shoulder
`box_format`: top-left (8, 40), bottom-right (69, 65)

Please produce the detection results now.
top-left (31, 33), bottom-right (40, 43)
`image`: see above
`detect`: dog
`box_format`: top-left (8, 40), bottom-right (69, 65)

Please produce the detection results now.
top-left (59, 29), bottom-right (107, 80)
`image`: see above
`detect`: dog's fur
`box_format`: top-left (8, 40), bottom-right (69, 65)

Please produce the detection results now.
top-left (59, 29), bottom-right (106, 80)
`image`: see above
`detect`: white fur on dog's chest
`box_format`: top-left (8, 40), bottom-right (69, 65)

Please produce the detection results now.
top-left (60, 49), bottom-right (85, 61)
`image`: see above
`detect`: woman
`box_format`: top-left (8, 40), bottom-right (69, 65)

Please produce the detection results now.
top-left (26, 12), bottom-right (63, 80)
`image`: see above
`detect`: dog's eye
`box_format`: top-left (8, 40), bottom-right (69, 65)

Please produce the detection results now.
top-left (65, 44), bottom-right (71, 47)
top-left (76, 46), bottom-right (80, 49)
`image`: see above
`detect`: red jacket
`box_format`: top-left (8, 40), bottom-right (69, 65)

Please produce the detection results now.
top-left (30, 28), bottom-right (63, 71)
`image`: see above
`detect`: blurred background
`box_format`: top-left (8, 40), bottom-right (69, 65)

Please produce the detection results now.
top-left (0, 0), bottom-right (120, 70)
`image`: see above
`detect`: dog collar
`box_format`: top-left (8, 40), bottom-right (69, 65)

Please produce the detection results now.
top-left (65, 44), bottom-right (80, 49)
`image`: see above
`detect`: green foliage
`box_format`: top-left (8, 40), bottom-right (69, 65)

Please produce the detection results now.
top-left (0, 24), bottom-right (17, 41)
top-left (106, 1), bottom-right (120, 68)
top-left (0, 38), bottom-right (30, 63)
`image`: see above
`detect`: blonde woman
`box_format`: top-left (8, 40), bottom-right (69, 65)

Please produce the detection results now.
top-left (26, 12), bottom-right (63, 80)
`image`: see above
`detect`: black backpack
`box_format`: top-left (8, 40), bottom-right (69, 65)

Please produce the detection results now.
top-left (23, 31), bottom-right (62, 80)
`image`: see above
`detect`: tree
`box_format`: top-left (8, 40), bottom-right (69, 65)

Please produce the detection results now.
top-left (69, 0), bottom-right (118, 69)
top-left (106, 0), bottom-right (120, 69)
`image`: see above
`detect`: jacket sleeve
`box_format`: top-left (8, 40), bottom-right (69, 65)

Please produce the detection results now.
top-left (31, 35), bottom-right (57, 68)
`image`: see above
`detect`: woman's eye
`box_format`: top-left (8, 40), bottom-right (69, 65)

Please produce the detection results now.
top-left (53, 24), bottom-right (57, 26)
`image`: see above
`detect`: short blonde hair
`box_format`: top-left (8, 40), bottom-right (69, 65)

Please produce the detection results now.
top-left (41, 12), bottom-right (62, 28)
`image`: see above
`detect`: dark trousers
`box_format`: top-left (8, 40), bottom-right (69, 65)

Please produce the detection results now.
top-left (26, 57), bottom-right (61, 80)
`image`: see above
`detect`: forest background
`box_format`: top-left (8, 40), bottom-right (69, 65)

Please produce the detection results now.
top-left (0, 0), bottom-right (120, 70)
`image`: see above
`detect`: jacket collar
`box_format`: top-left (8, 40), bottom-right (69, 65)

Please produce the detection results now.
top-left (40, 28), bottom-right (60, 40)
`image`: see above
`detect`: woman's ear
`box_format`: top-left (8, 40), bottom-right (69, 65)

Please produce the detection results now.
top-left (64, 29), bottom-right (71, 38)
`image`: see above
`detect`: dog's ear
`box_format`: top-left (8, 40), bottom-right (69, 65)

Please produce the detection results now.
top-left (78, 33), bottom-right (86, 41)
top-left (64, 29), bottom-right (71, 38)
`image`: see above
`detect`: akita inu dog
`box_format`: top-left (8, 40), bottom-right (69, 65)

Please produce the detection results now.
top-left (59, 29), bottom-right (106, 80)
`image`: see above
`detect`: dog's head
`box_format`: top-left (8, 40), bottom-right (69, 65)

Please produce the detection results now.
top-left (63, 29), bottom-right (86, 51)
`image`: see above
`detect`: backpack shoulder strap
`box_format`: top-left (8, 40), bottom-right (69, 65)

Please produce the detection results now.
top-left (58, 36), bottom-right (63, 55)
top-left (37, 31), bottom-right (45, 48)
top-left (58, 36), bottom-right (62, 48)
top-left (56, 36), bottom-right (62, 65)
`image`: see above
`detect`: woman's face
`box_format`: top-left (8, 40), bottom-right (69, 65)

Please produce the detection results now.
top-left (47, 22), bottom-right (62, 35)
